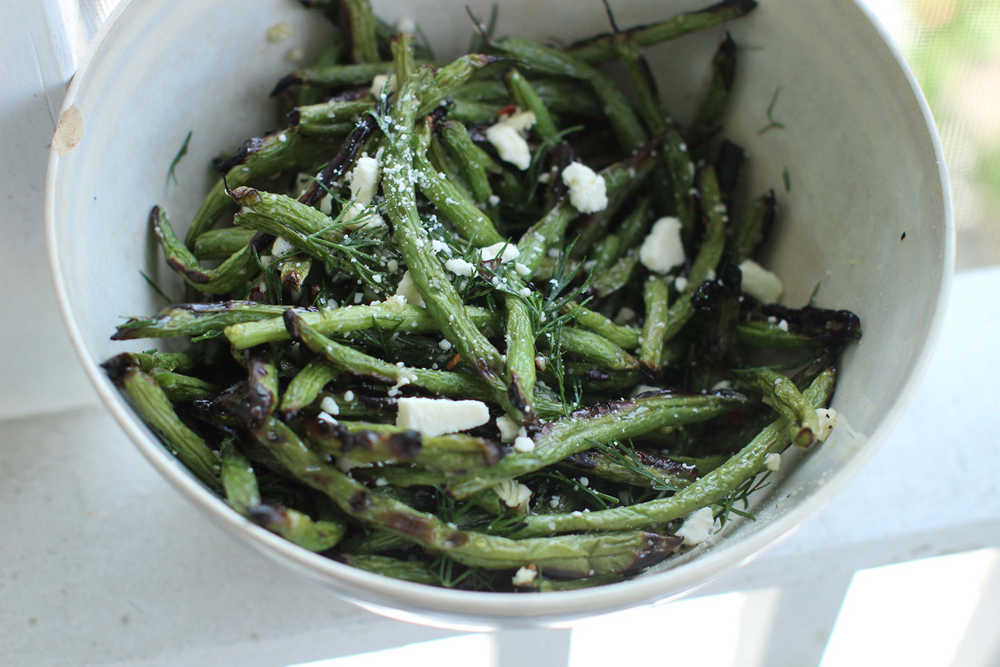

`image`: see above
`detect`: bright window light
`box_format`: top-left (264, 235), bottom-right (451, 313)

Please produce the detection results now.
top-left (289, 634), bottom-right (491, 667)
top-left (820, 548), bottom-right (1000, 667)
top-left (570, 588), bottom-right (781, 667)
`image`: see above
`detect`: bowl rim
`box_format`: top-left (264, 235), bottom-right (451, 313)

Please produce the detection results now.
top-left (44, 0), bottom-right (955, 626)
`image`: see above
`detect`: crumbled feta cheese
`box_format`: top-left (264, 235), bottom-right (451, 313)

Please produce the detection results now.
top-left (512, 565), bottom-right (538, 587)
top-left (534, 355), bottom-right (547, 371)
top-left (343, 390), bottom-right (355, 402)
top-left (370, 74), bottom-right (395, 96)
top-left (494, 479), bottom-right (532, 512)
top-left (514, 262), bottom-right (531, 277)
top-left (815, 408), bottom-right (838, 442)
top-left (518, 286), bottom-right (532, 298)
top-left (319, 194), bottom-right (333, 215)
top-left (431, 239), bottom-right (452, 256)
top-left (485, 123), bottom-right (531, 170)
top-left (676, 507), bottom-right (715, 546)
top-left (673, 275), bottom-right (689, 292)
top-left (547, 247), bottom-right (561, 259)
top-left (711, 380), bottom-right (733, 391)
top-left (271, 236), bottom-right (294, 258)
top-left (394, 269), bottom-right (425, 308)
top-left (578, 476), bottom-right (589, 487)
top-left (395, 397), bottom-right (490, 436)
top-left (513, 435), bottom-right (535, 453)
top-left (777, 318), bottom-right (789, 332)
top-left (320, 396), bottom-right (340, 416)
top-left (488, 194), bottom-right (501, 207)
top-left (738, 259), bottom-right (783, 303)
top-left (374, 476), bottom-right (388, 487)
top-left (353, 292), bottom-right (364, 304)
top-left (444, 258), bottom-right (476, 277)
top-left (438, 338), bottom-right (452, 351)
top-left (549, 496), bottom-right (560, 508)
top-left (496, 415), bottom-right (520, 443)
top-left (386, 259), bottom-right (399, 273)
top-left (316, 410), bottom-right (338, 425)
top-left (502, 110), bottom-right (536, 133)
top-left (538, 172), bottom-right (551, 183)
top-left (384, 294), bottom-right (407, 309)
top-left (342, 156), bottom-right (385, 230)
top-left (639, 217), bottom-right (686, 274)
top-left (561, 161), bottom-right (608, 213)
top-left (765, 453), bottom-right (782, 472)
top-left (480, 242), bottom-right (520, 264)
top-left (349, 156), bottom-right (380, 204)
top-left (614, 306), bottom-right (636, 324)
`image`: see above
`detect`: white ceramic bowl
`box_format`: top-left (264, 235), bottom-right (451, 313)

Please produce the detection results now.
top-left (46, 0), bottom-right (952, 628)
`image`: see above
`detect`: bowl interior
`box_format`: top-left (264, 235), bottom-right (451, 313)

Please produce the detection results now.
top-left (47, 0), bottom-right (951, 626)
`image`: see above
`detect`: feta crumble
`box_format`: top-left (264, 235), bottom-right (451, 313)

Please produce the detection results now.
top-left (487, 194), bottom-right (501, 207)
top-left (513, 435), bottom-right (535, 453)
top-left (614, 306), bottom-right (636, 324)
top-left (738, 259), bottom-right (783, 304)
top-left (370, 74), bottom-right (395, 97)
top-left (395, 397), bottom-right (490, 436)
top-left (496, 415), bottom-right (520, 443)
top-left (639, 217), bottom-right (686, 274)
top-left (271, 236), bottom-right (294, 258)
top-left (676, 507), bottom-right (715, 546)
top-left (765, 453), bottom-right (782, 472)
top-left (319, 396), bottom-right (340, 416)
top-left (343, 156), bottom-right (385, 230)
top-left (512, 565), bottom-right (538, 587)
top-left (479, 242), bottom-right (520, 264)
top-left (394, 270), bottom-right (425, 307)
top-left (485, 123), bottom-right (532, 170)
top-left (815, 408), bottom-right (838, 442)
top-left (495, 479), bottom-right (532, 512)
top-left (561, 161), bottom-right (608, 213)
top-left (444, 258), bottom-right (476, 276)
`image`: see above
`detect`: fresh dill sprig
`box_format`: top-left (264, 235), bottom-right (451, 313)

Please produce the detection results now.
top-left (138, 270), bottom-right (175, 304)
top-left (528, 469), bottom-right (619, 510)
top-left (166, 130), bottom-right (192, 186)
top-left (590, 439), bottom-right (684, 493)
top-left (466, 3), bottom-right (499, 53)
top-left (249, 244), bottom-right (283, 305)
top-left (716, 471), bottom-right (772, 528)
top-left (757, 87), bottom-right (785, 135)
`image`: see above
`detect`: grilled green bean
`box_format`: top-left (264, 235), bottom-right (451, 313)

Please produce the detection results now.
top-left (567, 0), bottom-right (757, 64)
top-left (152, 207), bottom-right (258, 295)
top-left (102, 355), bottom-right (219, 489)
top-left (513, 369), bottom-right (834, 537)
top-left (448, 391), bottom-right (748, 499)
top-left (639, 277), bottom-right (670, 371)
